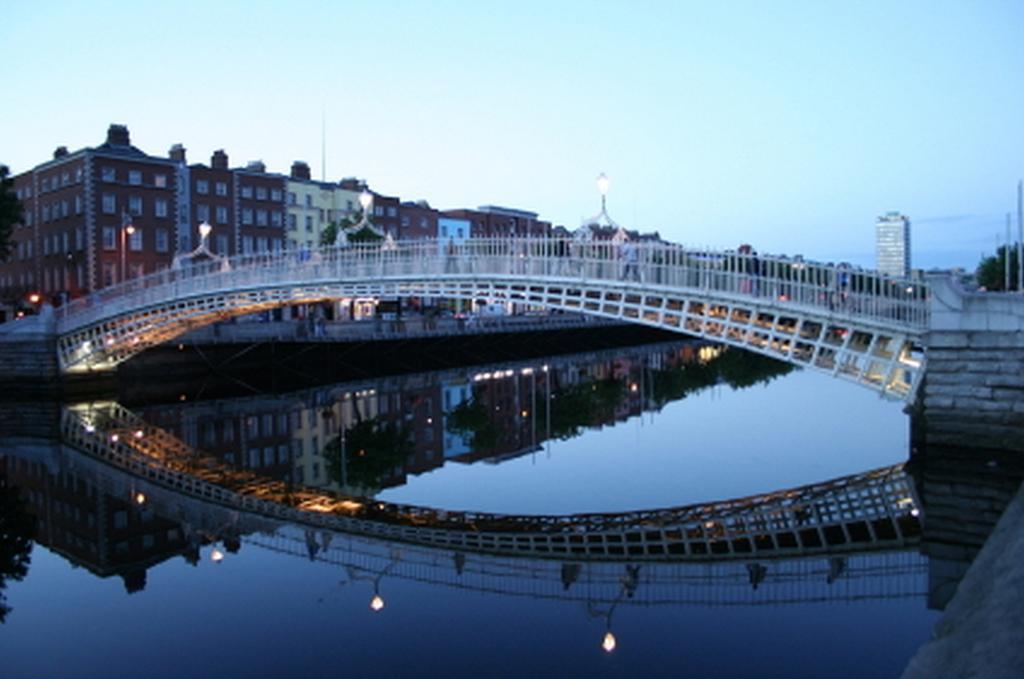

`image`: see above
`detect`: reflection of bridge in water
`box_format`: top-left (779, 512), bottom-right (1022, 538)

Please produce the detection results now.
top-left (7, 418), bottom-right (925, 611)
top-left (65, 401), bottom-right (921, 564)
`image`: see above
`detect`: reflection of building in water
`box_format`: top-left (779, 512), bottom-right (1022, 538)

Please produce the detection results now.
top-left (130, 340), bottom-right (764, 496)
top-left (4, 453), bottom-right (191, 593)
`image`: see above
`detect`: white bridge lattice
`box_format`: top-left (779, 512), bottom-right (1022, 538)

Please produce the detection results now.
top-left (55, 238), bottom-right (929, 399)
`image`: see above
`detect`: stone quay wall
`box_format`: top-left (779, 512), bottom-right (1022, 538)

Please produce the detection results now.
top-left (923, 277), bottom-right (1024, 452)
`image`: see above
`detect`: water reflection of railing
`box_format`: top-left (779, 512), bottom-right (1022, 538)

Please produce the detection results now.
top-left (64, 402), bottom-right (921, 563)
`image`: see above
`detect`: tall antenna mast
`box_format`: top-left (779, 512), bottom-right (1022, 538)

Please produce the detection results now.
top-left (1017, 180), bottom-right (1022, 293)
top-left (321, 108), bottom-right (326, 182)
top-left (1005, 213), bottom-right (1012, 292)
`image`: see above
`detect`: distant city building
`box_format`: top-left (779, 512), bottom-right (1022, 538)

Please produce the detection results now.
top-left (441, 205), bottom-right (550, 238)
top-left (875, 211), bottom-right (911, 278)
top-left (398, 201), bottom-right (439, 241)
top-left (438, 216), bottom-right (471, 252)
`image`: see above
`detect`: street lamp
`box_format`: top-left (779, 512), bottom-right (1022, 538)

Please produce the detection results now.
top-left (120, 223), bottom-right (136, 283)
top-left (199, 221), bottom-right (212, 246)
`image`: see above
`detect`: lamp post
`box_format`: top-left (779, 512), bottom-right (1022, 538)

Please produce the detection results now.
top-left (120, 223), bottom-right (136, 283)
top-left (199, 221), bottom-right (212, 249)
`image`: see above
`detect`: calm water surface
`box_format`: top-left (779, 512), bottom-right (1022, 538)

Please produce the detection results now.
top-left (0, 338), bottom-right (945, 677)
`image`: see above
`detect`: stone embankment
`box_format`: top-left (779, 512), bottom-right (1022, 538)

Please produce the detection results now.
top-left (922, 277), bottom-right (1024, 453)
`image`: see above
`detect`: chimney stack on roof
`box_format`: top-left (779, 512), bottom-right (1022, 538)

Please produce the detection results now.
top-left (246, 160), bottom-right (266, 173)
top-left (211, 149), bottom-right (229, 170)
top-left (106, 124), bottom-right (130, 146)
top-left (53, 146), bottom-right (68, 159)
top-left (169, 144), bottom-right (187, 163)
top-left (291, 161), bottom-right (311, 180)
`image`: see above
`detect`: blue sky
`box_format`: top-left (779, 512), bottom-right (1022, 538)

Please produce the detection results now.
top-left (3, 0), bottom-right (1022, 269)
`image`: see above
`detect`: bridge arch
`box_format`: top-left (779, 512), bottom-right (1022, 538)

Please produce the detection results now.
top-left (54, 238), bottom-right (927, 399)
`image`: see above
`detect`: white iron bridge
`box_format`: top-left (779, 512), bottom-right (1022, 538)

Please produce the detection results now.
top-left (55, 238), bottom-right (929, 400)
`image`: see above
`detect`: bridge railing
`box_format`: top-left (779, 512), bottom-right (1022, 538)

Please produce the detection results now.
top-left (55, 237), bottom-right (929, 332)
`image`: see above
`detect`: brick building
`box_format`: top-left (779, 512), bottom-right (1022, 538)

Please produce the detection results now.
top-left (2, 124), bottom-right (179, 304)
top-left (441, 205), bottom-right (550, 238)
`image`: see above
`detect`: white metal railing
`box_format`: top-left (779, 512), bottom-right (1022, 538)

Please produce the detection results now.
top-left (56, 238), bottom-right (930, 334)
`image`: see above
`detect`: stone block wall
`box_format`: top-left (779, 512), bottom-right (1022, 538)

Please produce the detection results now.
top-left (923, 277), bottom-right (1024, 453)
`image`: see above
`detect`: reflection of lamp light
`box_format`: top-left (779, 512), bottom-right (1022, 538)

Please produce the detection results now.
top-left (602, 632), bottom-right (617, 653)
top-left (370, 594), bottom-right (384, 612)
top-left (211, 548), bottom-right (225, 563)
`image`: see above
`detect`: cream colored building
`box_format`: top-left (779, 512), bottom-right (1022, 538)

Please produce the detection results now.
top-left (284, 162), bottom-right (364, 250)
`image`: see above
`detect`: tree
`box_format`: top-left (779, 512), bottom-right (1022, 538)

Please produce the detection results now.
top-left (0, 165), bottom-right (24, 262)
top-left (319, 210), bottom-right (384, 247)
top-left (323, 418), bottom-right (414, 490)
top-left (0, 470), bottom-right (35, 623)
top-left (976, 245), bottom-right (1021, 291)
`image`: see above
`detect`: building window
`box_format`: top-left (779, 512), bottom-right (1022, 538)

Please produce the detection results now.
top-left (374, 206), bottom-right (383, 217)
top-left (241, 208), bottom-right (253, 225)
top-left (74, 195), bottom-right (83, 215)
top-left (387, 207), bottom-right (397, 217)
top-left (242, 236), bottom-right (254, 254)
top-left (288, 192), bottom-right (296, 205)
top-left (129, 228), bottom-right (143, 251)
top-left (255, 209), bottom-right (268, 226)
top-left (271, 211), bottom-right (282, 227)
top-left (305, 215), bottom-right (313, 231)
top-left (304, 194), bottom-right (313, 207)
top-left (215, 181), bottom-right (228, 196)
top-left (155, 199), bottom-right (168, 218)
top-left (154, 174), bottom-right (167, 188)
top-left (241, 185), bottom-right (253, 199)
top-left (128, 170), bottom-right (142, 186)
top-left (270, 188), bottom-right (282, 201)
top-left (196, 204), bottom-right (210, 222)
top-left (129, 196), bottom-right (143, 217)
top-left (216, 205), bottom-right (228, 224)
top-left (215, 234), bottom-right (229, 255)
top-left (401, 216), bottom-right (410, 227)
top-left (129, 262), bottom-right (144, 278)
top-left (102, 194), bottom-right (116, 214)
top-left (102, 227), bottom-right (116, 250)
top-left (256, 186), bottom-right (268, 200)
top-left (42, 205), bottom-right (50, 222)
top-left (101, 167), bottom-right (115, 182)
top-left (319, 209), bottom-right (325, 223)
top-left (75, 227), bottom-right (84, 250)
top-left (196, 179), bottom-right (209, 194)
top-left (288, 214), bottom-right (297, 229)
top-left (75, 168), bottom-right (84, 183)
top-left (155, 228), bottom-right (169, 253)
top-left (257, 236), bottom-right (268, 252)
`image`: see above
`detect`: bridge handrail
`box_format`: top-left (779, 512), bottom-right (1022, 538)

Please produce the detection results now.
top-left (55, 237), bottom-right (930, 332)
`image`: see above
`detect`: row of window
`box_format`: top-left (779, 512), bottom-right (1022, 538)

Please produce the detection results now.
top-left (30, 167), bottom-right (86, 196)
top-left (40, 229), bottom-right (86, 257)
top-left (40, 196), bottom-right (84, 223)
top-left (287, 214), bottom-right (316, 231)
top-left (101, 194), bottom-right (170, 218)
top-left (238, 184), bottom-right (283, 201)
top-left (100, 226), bottom-right (170, 253)
top-left (101, 166), bottom-right (170, 188)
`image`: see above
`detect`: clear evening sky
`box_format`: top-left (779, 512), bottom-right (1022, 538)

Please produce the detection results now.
top-left (3, 1), bottom-right (1022, 269)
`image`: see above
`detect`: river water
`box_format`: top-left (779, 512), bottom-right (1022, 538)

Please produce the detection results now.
top-left (0, 334), bottom-right (959, 677)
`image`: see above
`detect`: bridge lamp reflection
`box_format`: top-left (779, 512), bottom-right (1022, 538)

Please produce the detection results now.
top-left (602, 631), bottom-right (617, 653)
top-left (370, 594), bottom-right (385, 612)
top-left (211, 547), bottom-right (225, 563)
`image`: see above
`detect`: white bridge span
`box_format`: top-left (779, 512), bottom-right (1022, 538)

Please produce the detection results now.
top-left (55, 238), bottom-right (928, 399)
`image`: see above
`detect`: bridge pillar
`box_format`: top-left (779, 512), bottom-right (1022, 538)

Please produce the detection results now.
top-left (922, 276), bottom-right (1024, 453)
top-left (0, 305), bottom-right (60, 393)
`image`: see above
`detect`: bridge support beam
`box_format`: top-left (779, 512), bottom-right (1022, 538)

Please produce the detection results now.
top-left (922, 276), bottom-right (1024, 453)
